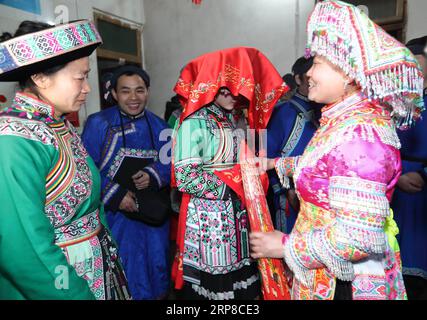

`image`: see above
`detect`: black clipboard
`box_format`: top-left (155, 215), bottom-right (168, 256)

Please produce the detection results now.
top-left (112, 156), bottom-right (171, 226)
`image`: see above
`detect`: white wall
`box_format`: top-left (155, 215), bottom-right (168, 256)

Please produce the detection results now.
top-left (143, 0), bottom-right (315, 117)
top-left (406, 0), bottom-right (427, 42)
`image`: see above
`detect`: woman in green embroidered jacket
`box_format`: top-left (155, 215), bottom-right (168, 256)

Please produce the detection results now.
top-left (173, 87), bottom-right (260, 300)
top-left (171, 47), bottom-right (287, 300)
top-left (0, 21), bottom-right (130, 300)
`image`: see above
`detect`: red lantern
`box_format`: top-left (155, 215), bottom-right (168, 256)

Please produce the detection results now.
top-left (192, 0), bottom-right (202, 4)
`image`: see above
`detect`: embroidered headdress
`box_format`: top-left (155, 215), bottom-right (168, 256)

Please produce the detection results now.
top-left (174, 47), bottom-right (288, 130)
top-left (306, 0), bottom-right (424, 128)
top-left (0, 20), bottom-right (102, 82)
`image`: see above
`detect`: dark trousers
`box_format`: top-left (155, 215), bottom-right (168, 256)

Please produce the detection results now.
top-left (404, 275), bottom-right (427, 300)
top-left (334, 279), bottom-right (353, 300)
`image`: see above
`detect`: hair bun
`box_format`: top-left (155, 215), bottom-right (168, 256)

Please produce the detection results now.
top-left (14, 20), bottom-right (54, 37)
top-left (0, 32), bottom-right (13, 42)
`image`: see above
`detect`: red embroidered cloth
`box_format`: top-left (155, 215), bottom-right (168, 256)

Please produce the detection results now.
top-left (174, 47), bottom-right (287, 130)
top-left (239, 141), bottom-right (291, 300)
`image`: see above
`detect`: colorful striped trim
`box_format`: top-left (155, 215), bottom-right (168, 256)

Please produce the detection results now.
top-left (0, 20), bottom-right (101, 76)
top-left (54, 209), bottom-right (101, 247)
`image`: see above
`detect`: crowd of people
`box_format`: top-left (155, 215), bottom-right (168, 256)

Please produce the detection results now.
top-left (0, 0), bottom-right (426, 300)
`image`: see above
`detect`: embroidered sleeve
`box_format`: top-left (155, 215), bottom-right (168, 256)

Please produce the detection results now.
top-left (81, 115), bottom-right (128, 211)
top-left (101, 181), bottom-right (127, 211)
top-left (274, 156), bottom-right (300, 189)
top-left (283, 134), bottom-right (401, 285)
top-left (174, 117), bottom-right (229, 200)
top-left (142, 124), bottom-right (172, 190)
top-left (0, 134), bottom-right (95, 299)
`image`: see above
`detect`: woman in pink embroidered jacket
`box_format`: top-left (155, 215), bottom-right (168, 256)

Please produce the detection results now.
top-left (249, 1), bottom-right (424, 300)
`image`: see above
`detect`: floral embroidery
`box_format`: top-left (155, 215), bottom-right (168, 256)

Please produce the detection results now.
top-left (107, 148), bottom-right (158, 180)
top-left (45, 121), bottom-right (93, 227)
top-left (280, 92), bottom-right (406, 299)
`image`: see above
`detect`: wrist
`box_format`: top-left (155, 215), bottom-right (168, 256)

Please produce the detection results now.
top-left (281, 233), bottom-right (289, 261)
top-left (281, 233), bottom-right (289, 246)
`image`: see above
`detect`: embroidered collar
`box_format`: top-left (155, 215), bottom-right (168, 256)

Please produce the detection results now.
top-left (294, 92), bottom-right (310, 103)
top-left (292, 93), bottom-right (317, 113)
top-left (209, 103), bottom-right (233, 122)
top-left (119, 108), bottom-right (146, 120)
top-left (4, 92), bottom-right (57, 123)
top-left (319, 91), bottom-right (367, 126)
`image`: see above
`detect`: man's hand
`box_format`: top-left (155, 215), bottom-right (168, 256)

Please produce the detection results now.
top-left (132, 170), bottom-right (151, 190)
top-left (119, 191), bottom-right (138, 212)
top-left (397, 172), bottom-right (425, 193)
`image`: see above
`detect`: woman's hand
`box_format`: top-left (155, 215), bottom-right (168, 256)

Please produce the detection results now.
top-left (249, 230), bottom-right (286, 259)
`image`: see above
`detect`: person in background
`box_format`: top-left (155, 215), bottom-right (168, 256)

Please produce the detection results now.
top-left (250, 1), bottom-right (424, 300)
top-left (391, 35), bottom-right (427, 300)
top-left (266, 56), bottom-right (322, 234)
top-left (82, 65), bottom-right (171, 300)
top-left (278, 73), bottom-right (297, 103)
top-left (0, 20), bottom-right (130, 300)
top-left (164, 94), bottom-right (183, 273)
top-left (165, 94), bottom-right (183, 128)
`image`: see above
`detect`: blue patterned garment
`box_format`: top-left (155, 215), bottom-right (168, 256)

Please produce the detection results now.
top-left (392, 93), bottom-right (427, 280)
top-left (82, 105), bottom-right (171, 299)
top-left (266, 93), bottom-right (321, 233)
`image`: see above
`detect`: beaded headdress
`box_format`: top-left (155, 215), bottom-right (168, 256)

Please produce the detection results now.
top-left (306, 1), bottom-right (424, 128)
top-left (0, 20), bottom-right (102, 82)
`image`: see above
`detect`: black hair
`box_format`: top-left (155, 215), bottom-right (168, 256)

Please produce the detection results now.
top-left (282, 73), bottom-right (297, 91)
top-left (0, 32), bottom-right (12, 42)
top-left (406, 36), bottom-right (427, 56)
top-left (111, 65), bottom-right (151, 91)
top-left (164, 94), bottom-right (182, 121)
top-left (292, 56), bottom-right (314, 78)
top-left (1, 21), bottom-right (68, 92)
top-left (114, 71), bottom-right (143, 91)
top-left (406, 36), bottom-right (427, 47)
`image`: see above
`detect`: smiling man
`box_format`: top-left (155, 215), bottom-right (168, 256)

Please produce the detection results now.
top-left (81, 65), bottom-right (171, 300)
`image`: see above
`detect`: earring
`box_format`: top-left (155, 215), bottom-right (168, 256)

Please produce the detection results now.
top-left (343, 80), bottom-right (349, 91)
